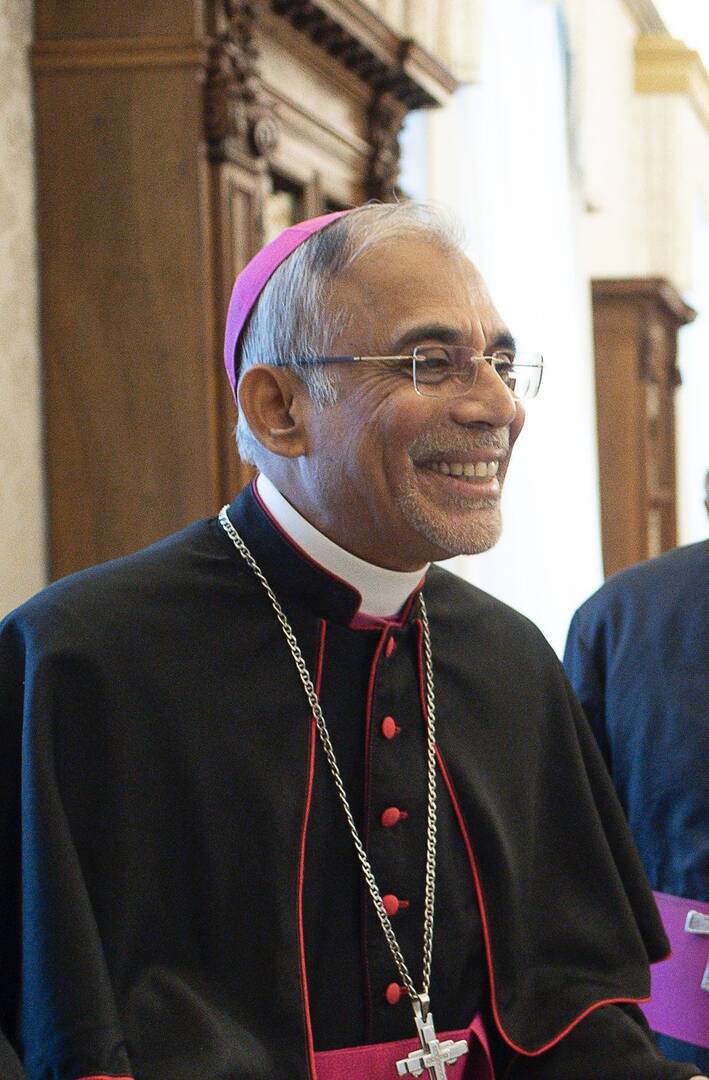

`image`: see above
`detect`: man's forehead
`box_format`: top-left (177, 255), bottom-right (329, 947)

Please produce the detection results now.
top-left (342, 234), bottom-right (483, 283)
top-left (328, 236), bottom-right (503, 347)
top-left (334, 236), bottom-right (492, 304)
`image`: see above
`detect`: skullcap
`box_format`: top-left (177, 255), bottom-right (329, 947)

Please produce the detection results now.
top-left (223, 209), bottom-right (355, 399)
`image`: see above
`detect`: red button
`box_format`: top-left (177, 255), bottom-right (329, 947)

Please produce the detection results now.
top-left (385, 637), bottom-right (397, 657)
top-left (383, 894), bottom-right (410, 916)
top-left (385, 982), bottom-right (406, 1005)
top-left (381, 806), bottom-right (408, 828)
top-left (381, 716), bottom-right (401, 740)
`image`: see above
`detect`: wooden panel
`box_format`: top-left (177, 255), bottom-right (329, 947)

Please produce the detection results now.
top-left (35, 1), bottom-right (198, 41)
top-left (35, 61), bottom-right (214, 576)
top-left (209, 160), bottom-right (269, 503)
top-left (592, 300), bottom-right (647, 577)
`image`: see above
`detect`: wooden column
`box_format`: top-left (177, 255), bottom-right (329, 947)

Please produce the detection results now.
top-left (591, 278), bottom-right (696, 578)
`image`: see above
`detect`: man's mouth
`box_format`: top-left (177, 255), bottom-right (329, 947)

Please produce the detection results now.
top-left (421, 459), bottom-right (500, 483)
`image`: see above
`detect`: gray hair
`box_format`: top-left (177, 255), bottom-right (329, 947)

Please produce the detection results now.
top-left (235, 200), bottom-right (465, 467)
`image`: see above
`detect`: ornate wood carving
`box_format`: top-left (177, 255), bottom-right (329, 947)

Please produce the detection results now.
top-left (366, 91), bottom-right (406, 199)
top-left (205, 0), bottom-right (456, 182)
top-left (205, 1), bottom-right (282, 163)
top-left (268, 0), bottom-right (456, 109)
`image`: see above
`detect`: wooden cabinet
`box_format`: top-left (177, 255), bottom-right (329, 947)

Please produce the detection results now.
top-left (33, 0), bottom-right (456, 578)
top-left (591, 278), bottom-right (696, 578)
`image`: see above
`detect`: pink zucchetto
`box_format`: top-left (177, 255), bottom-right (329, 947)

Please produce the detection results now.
top-left (223, 209), bottom-right (355, 399)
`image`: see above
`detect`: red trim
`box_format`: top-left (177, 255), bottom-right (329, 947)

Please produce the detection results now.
top-left (415, 618), bottom-right (427, 727)
top-left (349, 611), bottom-right (392, 630)
top-left (363, 627), bottom-right (391, 825)
top-left (435, 748), bottom-right (649, 1057)
top-left (361, 624), bottom-right (391, 1038)
top-left (349, 584), bottom-right (424, 631)
top-left (297, 618), bottom-right (327, 1079)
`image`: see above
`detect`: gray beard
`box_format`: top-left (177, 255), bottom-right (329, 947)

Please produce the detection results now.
top-left (396, 426), bottom-right (508, 555)
top-left (394, 482), bottom-right (503, 557)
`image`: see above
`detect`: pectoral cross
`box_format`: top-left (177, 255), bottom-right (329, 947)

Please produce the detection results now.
top-left (396, 994), bottom-right (468, 1079)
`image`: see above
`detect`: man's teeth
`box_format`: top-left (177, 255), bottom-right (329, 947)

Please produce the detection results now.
top-left (428, 460), bottom-right (499, 479)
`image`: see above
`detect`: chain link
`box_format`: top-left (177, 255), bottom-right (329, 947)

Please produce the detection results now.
top-left (218, 506), bottom-right (438, 1004)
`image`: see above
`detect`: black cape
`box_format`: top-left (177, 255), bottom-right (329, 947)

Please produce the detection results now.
top-left (0, 484), bottom-right (695, 1079)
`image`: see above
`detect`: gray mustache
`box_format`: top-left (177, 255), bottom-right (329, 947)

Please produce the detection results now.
top-left (410, 430), bottom-right (509, 458)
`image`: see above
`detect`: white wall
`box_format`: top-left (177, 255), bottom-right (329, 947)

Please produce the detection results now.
top-left (0, 0), bottom-right (46, 618)
top-left (567, 0), bottom-right (650, 279)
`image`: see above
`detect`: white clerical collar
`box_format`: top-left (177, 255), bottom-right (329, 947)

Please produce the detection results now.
top-left (255, 473), bottom-right (428, 619)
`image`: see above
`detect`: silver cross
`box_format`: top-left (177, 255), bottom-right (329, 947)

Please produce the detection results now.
top-left (396, 995), bottom-right (469, 1079)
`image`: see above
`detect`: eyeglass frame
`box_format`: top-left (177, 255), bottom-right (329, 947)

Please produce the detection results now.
top-left (268, 345), bottom-right (544, 400)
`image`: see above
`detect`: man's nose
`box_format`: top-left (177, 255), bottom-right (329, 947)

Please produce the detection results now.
top-left (448, 359), bottom-right (518, 428)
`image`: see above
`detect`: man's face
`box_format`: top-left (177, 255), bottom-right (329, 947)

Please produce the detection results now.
top-left (287, 236), bottom-right (526, 571)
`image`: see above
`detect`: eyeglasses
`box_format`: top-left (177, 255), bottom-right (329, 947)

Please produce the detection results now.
top-left (272, 346), bottom-right (544, 400)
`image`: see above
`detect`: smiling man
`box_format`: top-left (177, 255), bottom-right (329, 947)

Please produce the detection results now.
top-left (237, 230), bottom-right (524, 570)
top-left (0, 203), bottom-right (705, 1080)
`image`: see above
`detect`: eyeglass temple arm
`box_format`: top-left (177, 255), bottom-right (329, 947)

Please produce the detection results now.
top-left (270, 355), bottom-right (414, 367)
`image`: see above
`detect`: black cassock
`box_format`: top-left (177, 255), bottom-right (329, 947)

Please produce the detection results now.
top-left (0, 483), bottom-right (699, 1079)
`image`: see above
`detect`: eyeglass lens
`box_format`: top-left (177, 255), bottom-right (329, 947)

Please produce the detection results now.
top-left (412, 346), bottom-right (542, 399)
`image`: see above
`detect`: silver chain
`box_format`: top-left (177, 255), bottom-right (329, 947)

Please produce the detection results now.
top-left (218, 506), bottom-right (438, 1004)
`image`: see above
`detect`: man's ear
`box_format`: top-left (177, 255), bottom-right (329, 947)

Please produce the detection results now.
top-left (237, 365), bottom-right (309, 458)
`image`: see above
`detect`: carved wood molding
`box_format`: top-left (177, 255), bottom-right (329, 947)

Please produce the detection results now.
top-left (205, 0), bottom-right (457, 180)
top-left (591, 278), bottom-right (697, 327)
top-left (205, 1), bottom-right (283, 163)
top-left (366, 91), bottom-right (406, 199)
top-left (33, 36), bottom-right (205, 71)
top-left (268, 0), bottom-right (457, 108)
top-left (592, 278), bottom-right (696, 391)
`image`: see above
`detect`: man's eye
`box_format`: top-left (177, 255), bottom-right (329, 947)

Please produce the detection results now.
top-left (416, 348), bottom-right (453, 368)
top-left (414, 350), bottom-right (456, 382)
top-left (418, 356), bottom-right (450, 370)
top-left (492, 355), bottom-right (514, 377)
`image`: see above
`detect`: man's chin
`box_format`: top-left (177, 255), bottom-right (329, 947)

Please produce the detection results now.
top-left (439, 513), bottom-right (503, 558)
top-left (399, 498), bottom-right (504, 560)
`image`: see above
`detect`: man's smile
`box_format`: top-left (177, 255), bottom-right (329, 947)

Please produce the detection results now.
top-left (414, 460), bottom-right (502, 500)
top-left (411, 444), bottom-right (507, 503)
top-left (421, 458), bottom-right (500, 479)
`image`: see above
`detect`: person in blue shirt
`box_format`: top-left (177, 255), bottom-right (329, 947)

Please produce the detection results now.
top-left (565, 537), bottom-right (709, 1072)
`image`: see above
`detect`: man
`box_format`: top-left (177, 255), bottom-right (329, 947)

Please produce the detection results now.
top-left (0, 202), bottom-right (704, 1079)
top-left (564, 535), bottom-right (709, 1072)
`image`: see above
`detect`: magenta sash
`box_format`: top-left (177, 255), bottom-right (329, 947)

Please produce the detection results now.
top-left (641, 890), bottom-right (709, 1049)
top-left (313, 1012), bottom-right (493, 1079)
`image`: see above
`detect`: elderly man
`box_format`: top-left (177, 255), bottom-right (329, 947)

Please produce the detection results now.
top-left (0, 203), bottom-right (704, 1080)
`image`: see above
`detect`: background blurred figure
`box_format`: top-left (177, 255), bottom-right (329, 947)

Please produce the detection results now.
top-left (564, 510), bottom-right (709, 1070)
